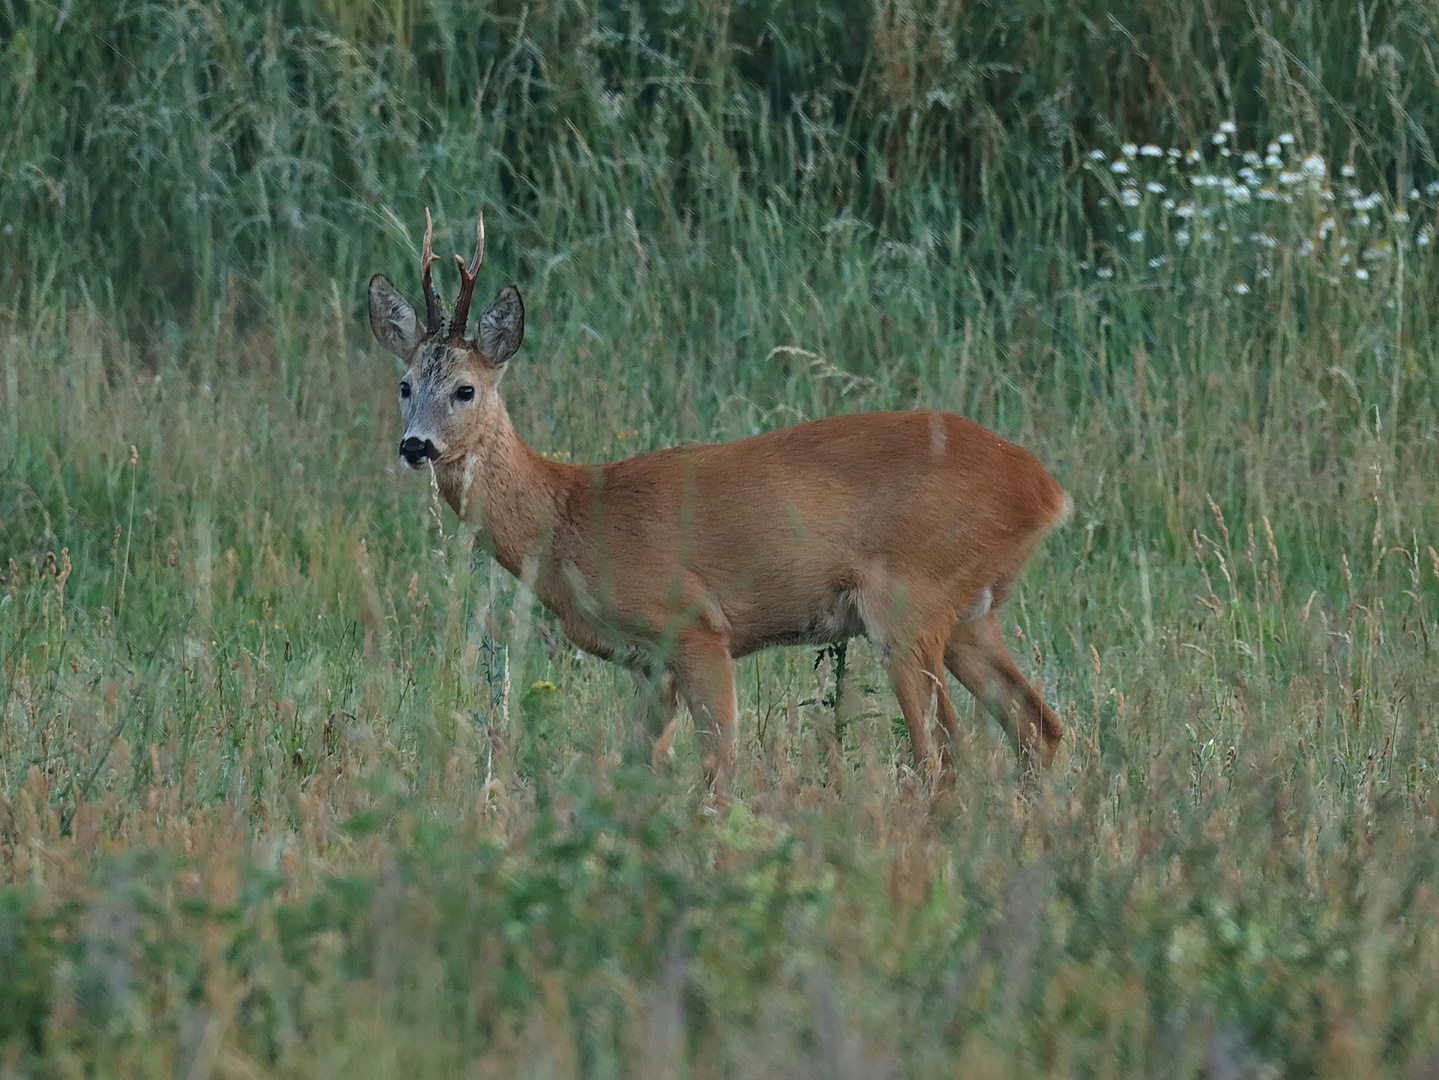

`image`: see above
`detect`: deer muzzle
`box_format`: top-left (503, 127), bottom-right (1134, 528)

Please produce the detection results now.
top-left (399, 436), bottom-right (440, 467)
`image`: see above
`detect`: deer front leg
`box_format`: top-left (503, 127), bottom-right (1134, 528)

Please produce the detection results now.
top-left (629, 668), bottom-right (680, 767)
top-left (669, 627), bottom-right (738, 796)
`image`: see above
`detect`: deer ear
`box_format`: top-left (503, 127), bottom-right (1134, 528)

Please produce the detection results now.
top-left (477, 285), bottom-right (524, 367)
top-left (368, 274), bottom-right (423, 357)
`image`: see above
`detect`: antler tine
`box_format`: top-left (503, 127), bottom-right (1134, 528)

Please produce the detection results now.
top-left (420, 208), bottom-right (444, 334)
top-left (448, 210), bottom-right (486, 339)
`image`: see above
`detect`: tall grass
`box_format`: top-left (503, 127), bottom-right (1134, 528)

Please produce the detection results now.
top-left (3, 1), bottom-right (1439, 1076)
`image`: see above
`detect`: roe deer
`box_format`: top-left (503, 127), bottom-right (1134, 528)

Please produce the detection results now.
top-left (369, 210), bottom-right (1070, 793)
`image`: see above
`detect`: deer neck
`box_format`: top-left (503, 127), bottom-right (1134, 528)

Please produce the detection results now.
top-left (433, 398), bottom-right (575, 584)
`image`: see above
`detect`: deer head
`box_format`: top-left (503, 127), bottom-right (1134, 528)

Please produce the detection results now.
top-left (368, 209), bottom-right (525, 467)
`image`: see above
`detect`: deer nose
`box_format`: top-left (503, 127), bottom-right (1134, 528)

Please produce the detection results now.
top-left (399, 436), bottom-right (437, 466)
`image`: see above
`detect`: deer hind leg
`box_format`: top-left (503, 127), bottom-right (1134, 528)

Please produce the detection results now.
top-left (854, 573), bottom-right (958, 778)
top-left (669, 627), bottom-right (738, 795)
top-left (882, 628), bottom-right (959, 779)
top-left (944, 610), bottom-right (1063, 766)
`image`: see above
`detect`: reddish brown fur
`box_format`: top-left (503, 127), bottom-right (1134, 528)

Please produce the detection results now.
top-left (433, 404), bottom-right (1068, 791)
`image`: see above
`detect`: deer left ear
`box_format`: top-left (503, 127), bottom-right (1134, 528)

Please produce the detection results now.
top-left (477, 285), bottom-right (524, 367)
top-left (369, 274), bottom-right (423, 358)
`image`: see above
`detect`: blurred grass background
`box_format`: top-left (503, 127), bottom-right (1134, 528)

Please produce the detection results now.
top-left (3, 0), bottom-right (1439, 1076)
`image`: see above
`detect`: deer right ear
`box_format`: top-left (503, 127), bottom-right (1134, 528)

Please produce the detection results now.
top-left (477, 285), bottom-right (524, 368)
top-left (368, 274), bottom-right (423, 358)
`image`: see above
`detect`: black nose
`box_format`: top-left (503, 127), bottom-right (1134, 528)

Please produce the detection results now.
top-left (400, 436), bottom-right (437, 465)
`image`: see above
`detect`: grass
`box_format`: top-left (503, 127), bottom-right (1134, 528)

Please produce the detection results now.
top-left (5, 1), bottom-right (1439, 1076)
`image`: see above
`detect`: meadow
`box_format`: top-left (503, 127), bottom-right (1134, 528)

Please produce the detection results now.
top-left (3, 0), bottom-right (1439, 1075)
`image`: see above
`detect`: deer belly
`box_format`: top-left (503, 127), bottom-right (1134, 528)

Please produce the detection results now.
top-left (732, 588), bottom-right (866, 654)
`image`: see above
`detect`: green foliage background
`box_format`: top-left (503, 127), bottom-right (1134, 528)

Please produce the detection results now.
top-left (6, 0), bottom-right (1436, 323)
top-left (3, 1), bottom-right (1439, 1076)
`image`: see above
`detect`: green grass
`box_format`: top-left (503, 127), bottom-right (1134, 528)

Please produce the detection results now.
top-left (5, 1), bottom-right (1439, 1076)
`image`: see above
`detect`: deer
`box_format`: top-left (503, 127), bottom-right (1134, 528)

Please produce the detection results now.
top-left (368, 209), bottom-right (1071, 795)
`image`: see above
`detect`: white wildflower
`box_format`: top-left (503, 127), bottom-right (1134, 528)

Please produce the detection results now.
top-left (1233, 281), bottom-right (1250, 295)
top-left (1146, 181), bottom-right (1166, 194)
top-left (1140, 144), bottom-right (1163, 157)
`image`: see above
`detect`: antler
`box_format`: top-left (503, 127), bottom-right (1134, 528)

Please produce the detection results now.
top-left (448, 210), bottom-right (486, 339)
top-left (420, 208), bottom-right (443, 334)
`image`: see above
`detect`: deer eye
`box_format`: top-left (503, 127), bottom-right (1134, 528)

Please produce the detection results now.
top-left (399, 381), bottom-right (411, 400)
top-left (455, 385), bottom-right (476, 402)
